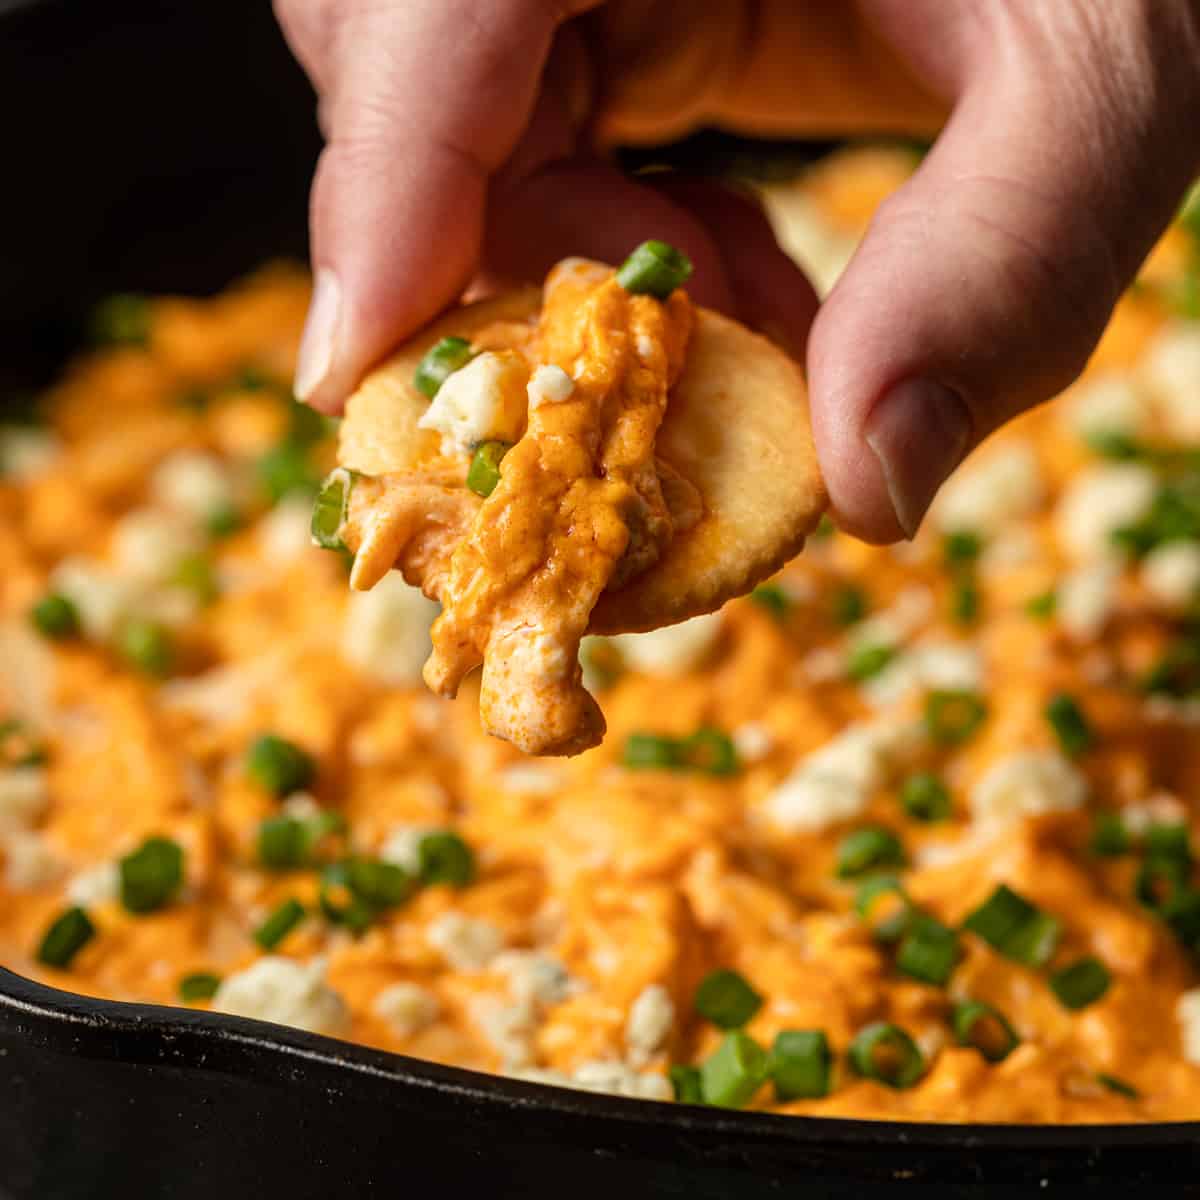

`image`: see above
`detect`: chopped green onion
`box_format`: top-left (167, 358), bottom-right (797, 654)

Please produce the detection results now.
top-left (855, 876), bottom-right (914, 944)
top-left (90, 293), bottom-right (150, 347)
top-left (205, 502), bottom-right (244, 539)
top-left (951, 1001), bottom-right (1019, 1062)
top-left (0, 718), bottom-right (47, 768)
top-left (830, 585), bottom-right (867, 626)
top-left (699, 1030), bottom-right (769, 1108)
top-left (623, 733), bottom-right (681, 771)
top-left (669, 1063), bottom-right (704, 1104)
top-left (847, 1023), bottom-right (926, 1090)
top-left (117, 618), bottom-right (174, 677)
top-left (1085, 430), bottom-right (1142, 461)
top-left (119, 836), bottom-right (184, 914)
top-left (231, 364), bottom-right (272, 392)
top-left (1025, 590), bottom-right (1057, 620)
top-left (256, 442), bottom-right (318, 504)
top-left (319, 858), bottom-right (415, 933)
top-left (417, 831), bottom-right (476, 887)
top-left (622, 729), bottom-right (739, 776)
top-left (1090, 811), bottom-right (1130, 857)
top-left (1048, 956), bottom-right (1111, 1010)
top-left (1044, 692), bottom-right (1093, 756)
top-left (949, 580), bottom-right (980, 625)
top-left (1142, 640), bottom-right (1200, 699)
top-left (29, 592), bottom-right (80, 640)
top-left (343, 857), bottom-right (414, 909)
top-left (311, 467), bottom-right (358, 550)
top-left (694, 969), bottom-right (762, 1029)
top-left (924, 689), bottom-right (987, 745)
top-left (1134, 855), bottom-right (1189, 912)
top-left (414, 336), bottom-right (476, 399)
top-left (835, 826), bottom-right (905, 879)
top-left (172, 552), bottom-right (219, 606)
top-left (1145, 822), bottom-right (1192, 864)
top-left (1097, 1073), bottom-right (1139, 1099)
top-left (318, 862), bottom-right (375, 934)
top-left (812, 514), bottom-right (835, 540)
top-left (37, 906), bottom-right (95, 968)
top-left (770, 1030), bottom-right (832, 1101)
top-left (678, 728), bottom-right (739, 776)
top-left (257, 816), bottom-right (309, 869)
top-left (943, 531), bottom-right (983, 565)
top-left (1163, 888), bottom-right (1200, 947)
top-left (899, 773), bottom-right (952, 823)
top-left (749, 584), bottom-right (790, 619)
top-left (178, 972), bottom-right (221, 1003)
top-left (466, 441), bottom-right (510, 498)
top-left (895, 915), bottom-right (960, 986)
top-left (245, 734), bottom-right (315, 796)
top-left (615, 240), bottom-right (693, 299)
top-left (286, 399), bottom-right (333, 447)
top-left (846, 642), bottom-right (896, 682)
top-left (962, 884), bottom-right (1061, 967)
top-left (254, 898), bottom-right (306, 949)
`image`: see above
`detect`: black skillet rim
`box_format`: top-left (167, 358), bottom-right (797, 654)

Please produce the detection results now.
top-left (4, 963), bottom-right (1199, 1158)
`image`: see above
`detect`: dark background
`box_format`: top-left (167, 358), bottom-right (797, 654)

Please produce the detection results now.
top-left (0, 0), bottom-right (321, 394)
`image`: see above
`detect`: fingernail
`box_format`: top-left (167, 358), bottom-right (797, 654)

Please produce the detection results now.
top-left (865, 378), bottom-right (970, 539)
top-left (295, 268), bottom-right (341, 402)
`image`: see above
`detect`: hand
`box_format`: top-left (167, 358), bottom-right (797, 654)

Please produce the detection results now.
top-left (275, 0), bottom-right (1200, 542)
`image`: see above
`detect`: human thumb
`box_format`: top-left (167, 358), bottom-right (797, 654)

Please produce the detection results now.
top-left (807, 4), bottom-right (1200, 541)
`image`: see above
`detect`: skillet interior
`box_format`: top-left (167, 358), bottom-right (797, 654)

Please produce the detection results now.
top-left (1, 2), bottom-right (1198, 1196)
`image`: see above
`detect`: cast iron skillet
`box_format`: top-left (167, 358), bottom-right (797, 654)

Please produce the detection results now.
top-left (3, 2), bottom-right (1200, 1196)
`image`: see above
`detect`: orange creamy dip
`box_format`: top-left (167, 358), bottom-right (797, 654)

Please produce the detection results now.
top-left (2, 149), bottom-right (1200, 1122)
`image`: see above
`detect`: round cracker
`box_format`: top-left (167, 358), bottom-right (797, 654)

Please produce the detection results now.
top-left (337, 287), bottom-right (825, 634)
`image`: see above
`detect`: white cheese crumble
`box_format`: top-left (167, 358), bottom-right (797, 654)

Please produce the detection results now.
top-left (427, 912), bottom-right (505, 971)
top-left (1141, 323), bottom-right (1200, 441)
top-left (476, 998), bottom-right (538, 1068)
top-left (1141, 541), bottom-right (1200, 612)
top-left (767, 718), bottom-right (923, 833)
top-left (3, 830), bottom-right (60, 889)
top-left (1055, 464), bottom-right (1157, 560)
top-left (732, 723), bottom-right (774, 763)
top-left (863, 641), bottom-right (984, 708)
top-left (51, 557), bottom-right (140, 641)
top-left (212, 956), bottom-right (348, 1036)
top-left (259, 495), bottom-right (318, 564)
top-left (969, 750), bottom-right (1088, 828)
top-left (569, 1060), bottom-right (675, 1102)
top-left (378, 824), bottom-right (430, 874)
top-left (526, 364), bottom-right (574, 410)
top-left (66, 860), bottom-right (120, 907)
top-left (1062, 373), bottom-right (1144, 439)
top-left (507, 1062), bottom-right (672, 1102)
top-left (151, 451), bottom-right (236, 521)
top-left (1057, 560), bottom-right (1122, 639)
top-left (110, 508), bottom-right (201, 582)
top-left (0, 767), bottom-right (48, 835)
top-left (1177, 989), bottom-right (1200, 1065)
top-left (0, 426), bottom-right (60, 479)
top-left (606, 611), bottom-right (723, 676)
top-left (341, 572), bottom-right (440, 687)
top-left (372, 981), bottom-right (440, 1036)
top-left (934, 442), bottom-right (1043, 535)
top-left (625, 984), bottom-right (674, 1058)
top-left (498, 763), bottom-right (562, 793)
top-left (493, 951), bottom-right (575, 1007)
top-left (417, 351), bottom-right (527, 454)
